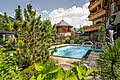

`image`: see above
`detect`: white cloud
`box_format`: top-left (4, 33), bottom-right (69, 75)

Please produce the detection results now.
top-left (36, 11), bottom-right (40, 17)
top-left (0, 12), bottom-right (4, 15)
top-left (41, 10), bottom-right (48, 14)
top-left (41, 17), bottom-right (50, 21)
top-left (49, 3), bottom-right (92, 28)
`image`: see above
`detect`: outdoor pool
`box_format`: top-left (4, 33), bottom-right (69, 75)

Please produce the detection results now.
top-left (52, 46), bottom-right (92, 59)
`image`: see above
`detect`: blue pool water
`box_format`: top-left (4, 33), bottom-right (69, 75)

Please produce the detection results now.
top-left (53, 46), bottom-right (92, 59)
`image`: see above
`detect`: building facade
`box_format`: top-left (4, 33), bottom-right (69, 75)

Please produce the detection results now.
top-left (85, 0), bottom-right (106, 42)
top-left (56, 20), bottom-right (72, 34)
top-left (105, 0), bottom-right (120, 41)
top-left (56, 20), bottom-right (73, 39)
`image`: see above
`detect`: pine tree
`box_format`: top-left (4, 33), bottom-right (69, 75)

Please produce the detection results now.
top-left (15, 4), bottom-right (56, 67)
top-left (15, 5), bottom-right (23, 21)
top-left (0, 12), bottom-right (12, 31)
top-left (13, 5), bottom-right (23, 31)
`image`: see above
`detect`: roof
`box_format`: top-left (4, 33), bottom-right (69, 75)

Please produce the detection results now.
top-left (0, 12), bottom-right (14, 21)
top-left (0, 30), bottom-right (14, 34)
top-left (56, 20), bottom-right (73, 27)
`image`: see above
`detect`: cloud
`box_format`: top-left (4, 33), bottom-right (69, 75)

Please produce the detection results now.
top-left (41, 17), bottom-right (50, 21)
top-left (41, 10), bottom-right (48, 14)
top-left (49, 3), bottom-right (92, 28)
top-left (0, 12), bottom-right (4, 15)
top-left (36, 11), bottom-right (40, 17)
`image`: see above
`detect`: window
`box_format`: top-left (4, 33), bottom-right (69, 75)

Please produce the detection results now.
top-left (117, 4), bottom-right (120, 11)
top-left (68, 27), bottom-right (70, 32)
top-left (111, 2), bottom-right (117, 13)
top-left (116, 1), bottom-right (120, 11)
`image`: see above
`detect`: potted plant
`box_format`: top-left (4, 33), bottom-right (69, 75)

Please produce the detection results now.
top-left (0, 40), bottom-right (4, 45)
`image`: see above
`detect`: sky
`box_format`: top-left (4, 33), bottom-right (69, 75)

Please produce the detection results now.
top-left (0, 0), bottom-right (92, 28)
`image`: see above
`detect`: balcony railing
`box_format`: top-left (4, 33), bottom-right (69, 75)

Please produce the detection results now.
top-left (88, 9), bottom-right (106, 21)
top-left (84, 24), bottom-right (101, 32)
top-left (89, 0), bottom-right (95, 2)
top-left (89, 0), bottom-right (101, 11)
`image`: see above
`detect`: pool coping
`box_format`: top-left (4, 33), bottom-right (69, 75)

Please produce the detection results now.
top-left (49, 44), bottom-right (92, 50)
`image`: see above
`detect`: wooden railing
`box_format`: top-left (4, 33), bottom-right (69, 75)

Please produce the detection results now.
top-left (89, 0), bottom-right (95, 2)
top-left (89, 0), bottom-right (101, 11)
top-left (88, 9), bottom-right (106, 21)
top-left (84, 24), bottom-right (101, 32)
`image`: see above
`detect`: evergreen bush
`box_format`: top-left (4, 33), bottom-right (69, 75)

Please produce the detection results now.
top-left (0, 40), bottom-right (4, 45)
top-left (64, 37), bottom-right (70, 44)
top-left (97, 40), bottom-right (120, 79)
top-left (74, 37), bottom-right (79, 43)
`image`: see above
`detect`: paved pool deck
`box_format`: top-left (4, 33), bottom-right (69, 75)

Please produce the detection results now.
top-left (50, 44), bottom-right (102, 63)
top-left (50, 44), bottom-right (102, 79)
top-left (50, 56), bottom-right (80, 64)
top-left (50, 50), bottom-right (102, 79)
top-left (49, 44), bottom-right (92, 49)
top-left (50, 44), bottom-right (80, 49)
top-left (86, 51), bottom-right (103, 69)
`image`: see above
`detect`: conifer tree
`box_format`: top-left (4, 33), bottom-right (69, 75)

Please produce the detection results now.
top-left (15, 4), bottom-right (56, 67)
top-left (15, 5), bottom-right (23, 21)
top-left (13, 5), bottom-right (23, 31)
top-left (0, 12), bottom-right (12, 31)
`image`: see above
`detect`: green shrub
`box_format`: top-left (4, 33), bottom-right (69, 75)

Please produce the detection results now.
top-left (30, 62), bottom-right (93, 80)
top-left (30, 62), bottom-right (61, 80)
top-left (0, 48), bottom-right (22, 80)
top-left (74, 37), bottom-right (79, 43)
top-left (97, 40), bottom-right (120, 79)
top-left (78, 36), bottom-right (89, 41)
top-left (83, 36), bottom-right (89, 41)
top-left (17, 59), bottom-right (56, 80)
top-left (18, 65), bottom-right (37, 80)
top-left (64, 37), bottom-right (70, 44)
top-left (0, 40), bottom-right (4, 45)
top-left (79, 36), bottom-right (84, 40)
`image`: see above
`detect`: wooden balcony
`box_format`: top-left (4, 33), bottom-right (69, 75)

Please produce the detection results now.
top-left (89, 0), bottom-right (101, 11)
top-left (89, 0), bottom-right (95, 2)
top-left (88, 9), bottom-right (106, 21)
top-left (84, 24), bottom-right (101, 32)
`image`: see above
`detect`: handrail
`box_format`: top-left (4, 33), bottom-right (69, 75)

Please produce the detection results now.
top-left (89, 0), bottom-right (100, 8)
top-left (84, 24), bottom-right (101, 32)
top-left (89, 8), bottom-right (105, 18)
